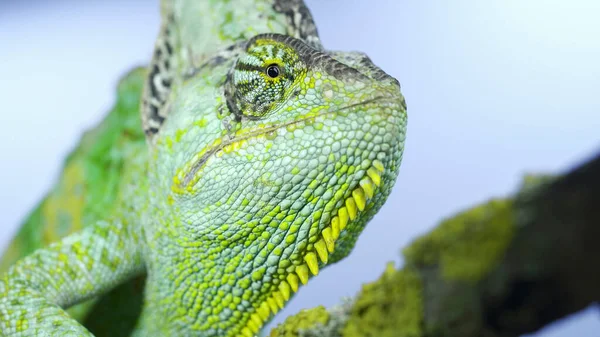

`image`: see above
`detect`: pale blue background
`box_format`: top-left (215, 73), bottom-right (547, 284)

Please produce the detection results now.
top-left (0, 1), bottom-right (598, 335)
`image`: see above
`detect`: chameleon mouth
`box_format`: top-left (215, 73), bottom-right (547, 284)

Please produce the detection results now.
top-left (236, 160), bottom-right (386, 337)
top-left (174, 96), bottom-right (398, 192)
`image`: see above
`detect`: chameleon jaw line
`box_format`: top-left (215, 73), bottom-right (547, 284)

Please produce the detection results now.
top-left (236, 160), bottom-right (385, 337)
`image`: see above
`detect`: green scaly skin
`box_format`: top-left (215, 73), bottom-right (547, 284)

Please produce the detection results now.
top-left (0, 1), bottom-right (407, 336)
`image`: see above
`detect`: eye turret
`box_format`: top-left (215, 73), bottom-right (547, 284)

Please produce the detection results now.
top-left (225, 36), bottom-right (306, 119)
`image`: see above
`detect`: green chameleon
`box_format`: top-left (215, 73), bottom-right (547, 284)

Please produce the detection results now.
top-left (0, 0), bottom-right (407, 336)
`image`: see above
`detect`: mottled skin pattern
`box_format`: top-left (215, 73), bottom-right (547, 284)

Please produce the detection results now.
top-left (0, 1), bottom-right (407, 336)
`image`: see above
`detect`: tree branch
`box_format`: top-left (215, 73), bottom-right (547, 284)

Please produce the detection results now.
top-left (269, 150), bottom-right (600, 337)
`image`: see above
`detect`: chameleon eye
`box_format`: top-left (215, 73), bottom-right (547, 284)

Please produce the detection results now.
top-left (266, 64), bottom-right (280, 78)
top-left (224, 36), bottom-right (306, 119)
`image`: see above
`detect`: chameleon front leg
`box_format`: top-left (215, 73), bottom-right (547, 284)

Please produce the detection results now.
top-left (0, 219), bottom-right (144, 336)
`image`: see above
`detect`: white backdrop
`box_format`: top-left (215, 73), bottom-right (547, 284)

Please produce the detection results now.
top-left (0, 1), bottom-right (598, 335)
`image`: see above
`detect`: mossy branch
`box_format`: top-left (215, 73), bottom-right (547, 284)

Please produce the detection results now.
top-left (269, 150), bottom-right (600, 337)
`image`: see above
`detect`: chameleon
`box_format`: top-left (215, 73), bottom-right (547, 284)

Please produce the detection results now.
top-left (0, 0), bottom-right (407, 336)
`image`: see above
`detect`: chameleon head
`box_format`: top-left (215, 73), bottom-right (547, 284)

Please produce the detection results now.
top-left (153, 33), bottom-right (406, 336)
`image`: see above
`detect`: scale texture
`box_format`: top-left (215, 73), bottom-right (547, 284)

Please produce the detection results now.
top-left (0, 1), bottom-right (407, 336)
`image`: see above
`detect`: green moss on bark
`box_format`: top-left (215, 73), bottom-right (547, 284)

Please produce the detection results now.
top-left (269, 306), bottom-right (331, 337)
top-left (342, 262), bottom-right (423, 337)
top-left (403, 199), bottom-right (515, 283)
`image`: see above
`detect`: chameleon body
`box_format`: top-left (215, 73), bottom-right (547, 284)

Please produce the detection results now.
top-left (0, 1), bottom-right (407, 336)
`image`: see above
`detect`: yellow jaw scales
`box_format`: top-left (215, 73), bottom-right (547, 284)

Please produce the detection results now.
top-left (236, 160), bottom-right (385, 337)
